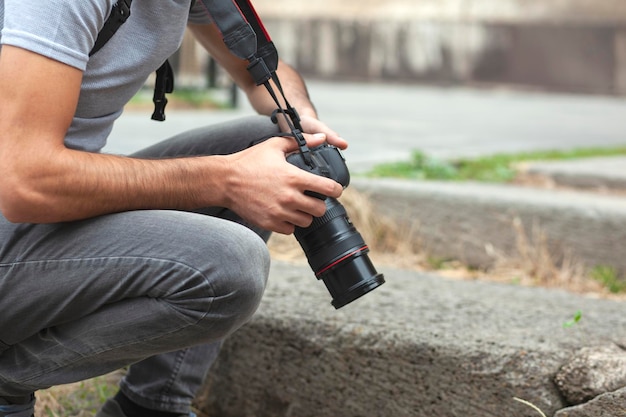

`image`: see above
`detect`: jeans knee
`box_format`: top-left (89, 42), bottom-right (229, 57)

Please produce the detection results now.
top-left (224, 233), bottom-right (269, 316)
top-left (193, 227), bottom-right (270, 338)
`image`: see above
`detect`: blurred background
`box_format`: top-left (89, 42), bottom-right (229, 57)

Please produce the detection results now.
top-left (109, 0), bottom-right (626, 297)
top-left (173, 0), bottom-right (626, 96)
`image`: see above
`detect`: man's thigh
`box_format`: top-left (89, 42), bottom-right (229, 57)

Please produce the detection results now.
top-left (0, 209), bottom-right (269, 348)
top-left (130, 115), bottom-right (280, 159)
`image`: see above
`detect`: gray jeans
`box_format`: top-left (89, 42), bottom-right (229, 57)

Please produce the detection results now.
top-left (0, 116), bottom-right (280, 413)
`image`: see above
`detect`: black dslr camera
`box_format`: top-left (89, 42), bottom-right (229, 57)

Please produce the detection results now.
top-left (286, 142), bottom-right (385, 309)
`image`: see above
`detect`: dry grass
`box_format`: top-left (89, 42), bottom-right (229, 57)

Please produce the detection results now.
top-left (268, 188), bottom-right (426, 271)
top-left (35, 371), bottom-right (123, 417)
top-left (483, 217), bottom-right (615, 297)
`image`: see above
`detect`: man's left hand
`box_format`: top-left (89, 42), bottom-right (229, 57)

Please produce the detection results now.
top-left (297, 114), bottom-right (348, 150)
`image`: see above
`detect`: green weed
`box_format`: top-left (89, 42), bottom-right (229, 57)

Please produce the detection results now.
top-left (368, 146), bottom-right (626, 182)
top-left (591, 265), bottom-right (626, 294)
top-left (368, 151), bottom-right (458, 180)
top-left (563, 310), bottom-right (583, 329)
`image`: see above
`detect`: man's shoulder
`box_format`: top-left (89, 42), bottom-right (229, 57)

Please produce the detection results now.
top-left (0, 0), bottom-right (116, 70)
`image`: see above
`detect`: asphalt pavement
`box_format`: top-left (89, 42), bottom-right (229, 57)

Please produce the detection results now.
top-left (106, 80), bottom-right (626, 175)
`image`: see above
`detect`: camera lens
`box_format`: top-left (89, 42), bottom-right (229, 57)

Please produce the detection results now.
top-left (294, 198), bottom-right (385, 309)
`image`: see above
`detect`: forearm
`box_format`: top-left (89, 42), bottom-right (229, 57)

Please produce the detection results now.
top-left (188, 24), bottom-right (316, 118)
top-left (245, 60), bottom-right (317, 119)
top-left (0, 134), bottom-right (344, 234)
top-left (0, 148), bottom-right (230, 223)
top-left (245, 60), bottom-right (347, 148)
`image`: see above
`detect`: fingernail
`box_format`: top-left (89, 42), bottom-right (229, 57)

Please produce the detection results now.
top-left (314, 133), bottom-right (326, 139)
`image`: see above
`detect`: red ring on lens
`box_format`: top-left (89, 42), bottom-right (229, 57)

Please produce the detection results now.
top-left (315, 245), bottom-right (369, 277)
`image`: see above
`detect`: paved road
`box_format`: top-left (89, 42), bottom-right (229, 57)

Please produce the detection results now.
top-left (106, 81), bottom-right (626, 173)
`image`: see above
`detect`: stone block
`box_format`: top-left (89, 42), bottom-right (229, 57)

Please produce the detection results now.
top-left (555, 345), bottom-right (626, 405)
top-left (195, 261), bottom-right (626, 417)
top-left (554, 386), bottom-right (626, 417)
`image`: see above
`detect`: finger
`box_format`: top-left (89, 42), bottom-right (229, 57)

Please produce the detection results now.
top-left (273, 215), bottom-right (311, 235)
top-left (324, 135), bottom-right (348, 150)
top-left (311, 126), bottom-right (346, 149)
top-left (292, 193), bottom-right (328, 219)
top-left (301, 172), bottom-right (343, 200)
top-left (285, 210), bottom-right (315, 229)
top-left (303, 132), bottom-right (327, 148)
top-left (271, 132), bottom-right (327, 155)
top-left (274, 221), bottom-right (296, 236)
top-left (302, 131), bottom-right (348, 151)
top-left (250, 211), bottom-right (300, 235)
top-left (300, 117), bottom-right (348, 150)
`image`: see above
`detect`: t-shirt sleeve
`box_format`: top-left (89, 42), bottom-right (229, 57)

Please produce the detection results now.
top-left (0, 0), bottom-right (114, 71)
top-left (188, 1), bottom-right (214, 25)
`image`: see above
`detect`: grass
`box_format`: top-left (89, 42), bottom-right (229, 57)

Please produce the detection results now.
top-left (562, 310), bottom-right (583, 329)
top-left (367, 146), bottom-right (626, 182)
top-left (591, 265), bottom-right (626, 294)
top-left (362, 145), bottom-right (626, 295)
top-left (35, 372), bottom-right (123, 417)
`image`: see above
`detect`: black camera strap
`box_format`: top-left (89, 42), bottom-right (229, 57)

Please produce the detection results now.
top-left (198, 0), bottom-right (313, 164)
top-left (92, 0), bottom-right (306, 143)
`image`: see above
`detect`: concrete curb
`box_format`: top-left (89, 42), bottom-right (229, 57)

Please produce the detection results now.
top-left (524, 156), bottom-right (626, 192)
top-left (351, 177), bottom-right (626, 275)
top-left (196, 261), bottom-right (626, 417)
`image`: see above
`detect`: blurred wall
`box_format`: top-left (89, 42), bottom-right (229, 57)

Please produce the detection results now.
top-left (252, 0), bottom-right (626, 24)
top-left (178, 0), bottom-right (626, 95)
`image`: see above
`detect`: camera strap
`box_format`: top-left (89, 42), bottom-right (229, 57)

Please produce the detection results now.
top-left (199, 0), bottom-right (314, 164)
top-left (92, 0), bottom-right (308, 148)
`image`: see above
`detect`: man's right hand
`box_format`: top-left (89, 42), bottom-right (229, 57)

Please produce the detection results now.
top-left (218, 133), bottom-right (344, 235)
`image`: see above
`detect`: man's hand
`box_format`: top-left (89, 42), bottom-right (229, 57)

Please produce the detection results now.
top-left (220, 133), bottom-right (343, 235)
top-left (274, 113), bottom-right (348, 151)
top-left (189, 22), bottom-right (347, 234)
top-left (298, 114), bottom-right (348, 150)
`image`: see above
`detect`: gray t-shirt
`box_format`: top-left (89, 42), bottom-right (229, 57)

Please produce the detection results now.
top-left (0, 0), bottom-right (212, 152)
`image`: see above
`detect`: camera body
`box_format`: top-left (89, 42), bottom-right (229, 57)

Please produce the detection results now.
top-left (286, 144), bottom-right (385, 309)
top-left (286, 144), bottom-right (350, 189)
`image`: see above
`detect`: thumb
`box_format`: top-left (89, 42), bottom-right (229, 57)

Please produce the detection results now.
top-left (275, 132), bottom-right (327, 154)
top-left (291, 132), bottom-right (327, 150)
top-left (306, 132), bottom-right (328, 147)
